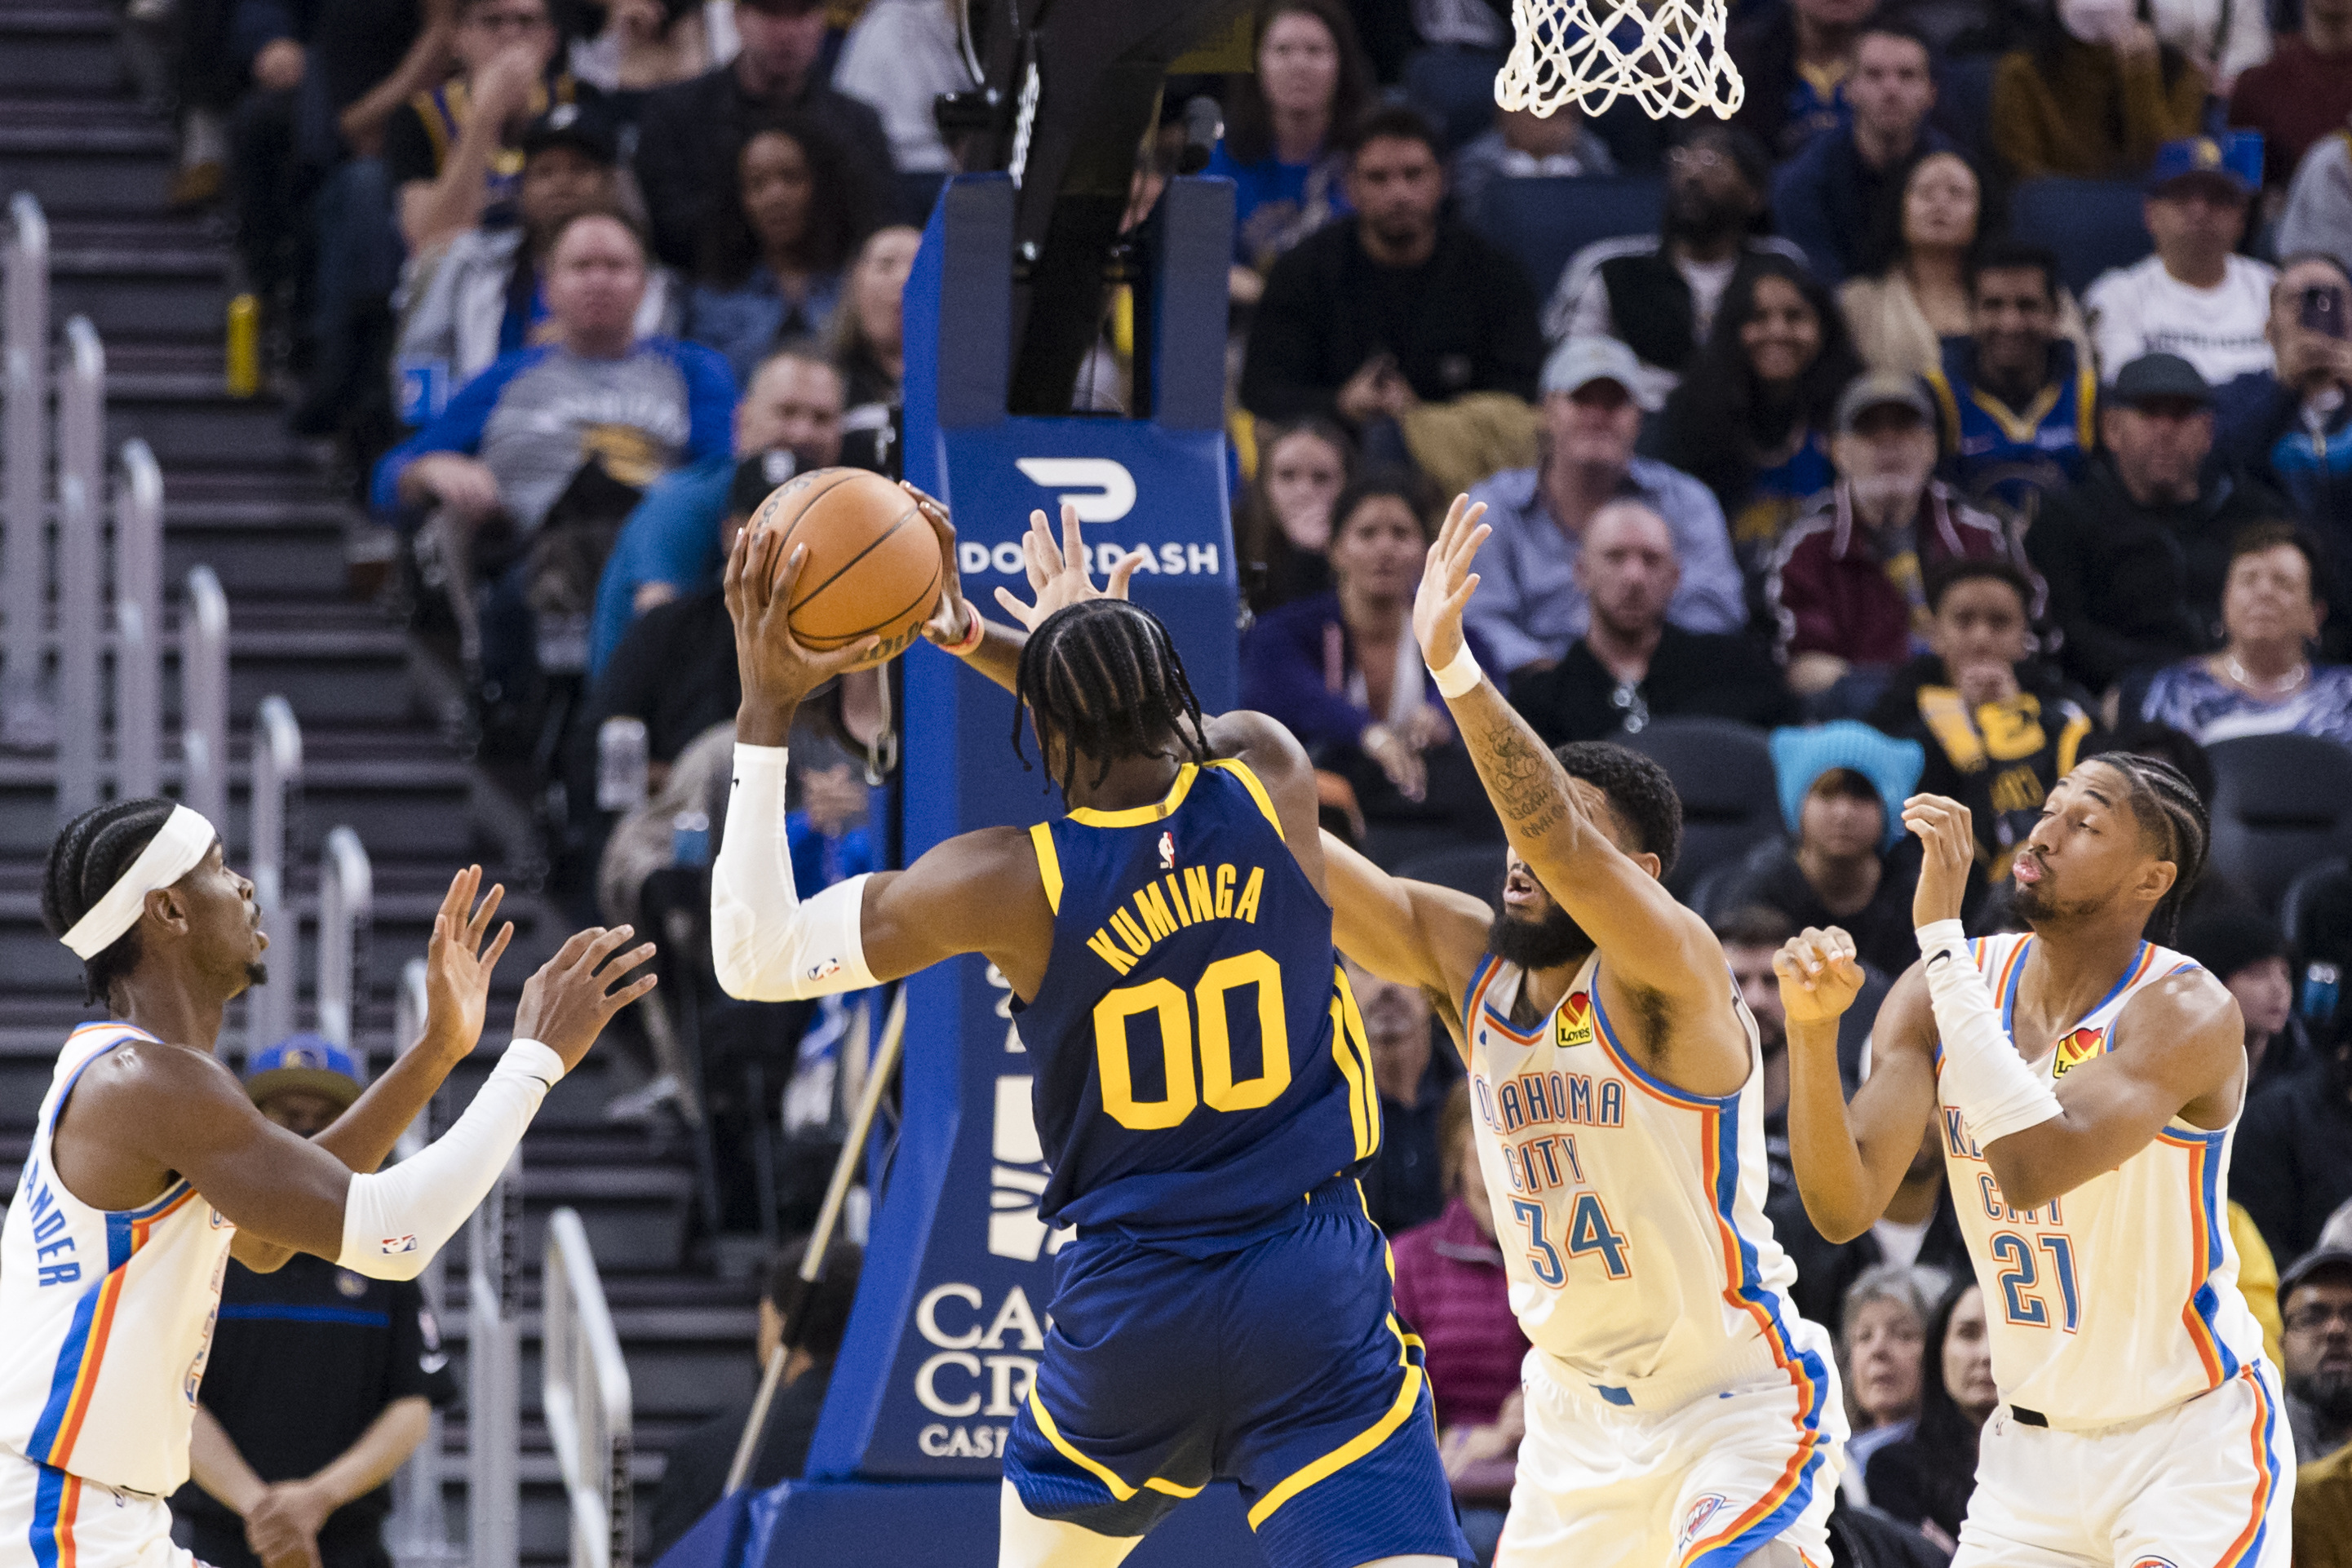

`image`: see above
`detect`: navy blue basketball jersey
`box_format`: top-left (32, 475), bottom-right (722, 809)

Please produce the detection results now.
top-left (1013, 760), bottom-right (1379, 1237)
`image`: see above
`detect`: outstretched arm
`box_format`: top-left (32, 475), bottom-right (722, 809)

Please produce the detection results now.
top-left (1776, 929), bottom-right (1944, 1241)
top-left (1411, 495), bottom-right (1730, 1012)
top-left (1319, 831), bottom-right (1491, 1039)
top-left (906, 489), bottom-right (1149, 697)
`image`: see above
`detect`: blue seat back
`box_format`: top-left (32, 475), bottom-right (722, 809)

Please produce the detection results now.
top-left (2010, 179), bottom-right (2153, 297)
top-left (1465, 175), bottom-right (1668, 303)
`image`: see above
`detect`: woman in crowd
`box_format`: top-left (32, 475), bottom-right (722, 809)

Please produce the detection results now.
top-left (1840, 152), bottom-right (1987, 380)
top-left (569, 0), bottom-right (735, 113)
top-left (1657, 255), bottom-right (1864, 587)
top-left (1866, 1282), bottom-right (1999, 1552)
top-left (1990, 0), bottom-right (2208, 180)
top-left (1240, 472), bottom-right (1500, 864)
top-left (1838, 1264), bottom-right (1950, 1508)
top-left (826, 225), bottom-right (922, 464)
top-left (1391, 1082), bottom-right (1530, 1568)
top-left (686, 118), bottom-right (879, 382)
top-left (1239, 419), bottom-right (1354, 612)
top-left (2134, 523), bottom-right (2352, 745)
top-left (1206, 0), bottom-right (1373, 303)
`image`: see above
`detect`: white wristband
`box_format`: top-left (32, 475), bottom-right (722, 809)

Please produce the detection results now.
top-left (1432, 644), bottom-right (1482, 699)
top-left (1916, 919), bottom-right (2064, 1148)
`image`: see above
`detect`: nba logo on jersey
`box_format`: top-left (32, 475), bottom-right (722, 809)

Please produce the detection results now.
top-left (2129, 1558), bottom-right (2178, 1568)
top-left (378, 1234), bottom-right (419, 1255)
top-left (2053, 1026), bottom-right (2105, 1078)
top-left (1157, 831), bottom-right (1175, 870)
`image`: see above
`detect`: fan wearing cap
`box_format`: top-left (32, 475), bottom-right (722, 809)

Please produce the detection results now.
top-left (380, 0), bottom-right (602, 256)
top-left (1766, 372), bottom-right (2027, 706)
top-left (2026, 351), bottom-right (2297, 695)
top-left (1458, 336), bottom-right (1745, 677)
top-left (2279, 1248), bottom-right (2352, 1464)
top-left (0, 803), bottom-right (653, 1568)
top-left (391, 102), bottom-right (683, 425)
top-left (2083, 135), bottom-right (2278, 388)
top-left (171, 1039), bottom-right (457, 1568)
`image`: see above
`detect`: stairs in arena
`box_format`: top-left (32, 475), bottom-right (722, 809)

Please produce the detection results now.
top-left (0, 7), bottom-right (754, 1559)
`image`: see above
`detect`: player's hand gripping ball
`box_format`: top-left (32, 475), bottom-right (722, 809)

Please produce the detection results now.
top-left (749, 467), bottom-right (943, 669)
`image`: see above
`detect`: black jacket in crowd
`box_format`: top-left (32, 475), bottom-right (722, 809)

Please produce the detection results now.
top-left (1510, 625), bottom-right (1798, 746)
top-left (2235, 1056), bottom-right (2352, 1265)
top-left (2023, 452), bottom-right (2292, 693)
top-left (1238, 216), bottom-right (1544, 426)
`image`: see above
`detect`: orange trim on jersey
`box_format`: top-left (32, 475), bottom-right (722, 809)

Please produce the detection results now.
top-left (1468, 959), bottom-right (1547, 1046)
top-left (1679, 1103), bottom-right (1828, 1566)
top-left (1992, 937), bottom-right (2031, 1010)
top-left (2217, 1367), bottom-right (2279, 1568)
top-left (50, 1186), bottom-right (202, 1468)
top-left (2171, 1135), bottom-right (2228, 1390)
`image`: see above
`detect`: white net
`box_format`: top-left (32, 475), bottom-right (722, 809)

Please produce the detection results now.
top-left (1495, 0), bottom-right (1746, 121)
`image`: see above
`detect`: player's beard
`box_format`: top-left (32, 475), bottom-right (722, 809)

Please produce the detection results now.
top-left (2290, 1362), bottom-right (2352, 1428)
top-left (243, 961), bottom-right (268, 991)
top-left (1486, 905), bottom-right (1594, 974)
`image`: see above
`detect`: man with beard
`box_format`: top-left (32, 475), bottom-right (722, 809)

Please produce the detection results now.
top-left (1776, 757), bottom-right (2293, 1564)
top-left (2280, 1249), bottom-right (2352, 1461)
top-left (1240, 104), bottom-right (1542, 454)
top-left (1543, 122), bottom-right (1806, 409)
top-left (1317, 494), bottom-right (1847, 1566)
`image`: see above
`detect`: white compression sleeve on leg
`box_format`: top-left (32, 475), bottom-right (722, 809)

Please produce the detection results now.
top-left (710, 742), bottom-right (877, 1001)
top-left (1917, 919), bottom-right (2063, 1146)
top-left (336, 1040), bottom-right (564, 1280)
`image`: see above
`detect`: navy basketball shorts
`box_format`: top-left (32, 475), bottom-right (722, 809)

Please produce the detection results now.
top-left (1003, 1181), bottom-right (1472, 1568)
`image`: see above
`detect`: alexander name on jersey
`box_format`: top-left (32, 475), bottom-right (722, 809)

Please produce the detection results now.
top-left (1470, 990), bottom-right (1631, 1203)
top-left (1083, 860), bottom-right (1272, 976)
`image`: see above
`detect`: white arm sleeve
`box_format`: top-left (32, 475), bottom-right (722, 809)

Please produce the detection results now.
top-left (1917, 919), bottom-right (2064, 1148)
top-left (336, 1040), bottom-right (563, 1280)
top-left (711, 742), bottom-right (878, 1001)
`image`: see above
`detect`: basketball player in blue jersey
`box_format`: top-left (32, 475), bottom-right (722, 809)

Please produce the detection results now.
top-left (0, 819), bottom-right (653, 1568)
top-left (1777, 770), bottom-right (2292, 1566)
top-left (711, 500), bottom-right (1470, 1568)
top-left (1289, 494), bottom-right (1846, 1567)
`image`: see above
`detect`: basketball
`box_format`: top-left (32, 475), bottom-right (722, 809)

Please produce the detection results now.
top-left (749, 467), bottom-right (943, 668)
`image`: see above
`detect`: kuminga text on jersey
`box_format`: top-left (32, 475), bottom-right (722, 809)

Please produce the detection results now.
top-left (1083, 863), bottom-right (1269, 975)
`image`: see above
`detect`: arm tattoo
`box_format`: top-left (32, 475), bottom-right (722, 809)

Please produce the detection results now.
top-left (1456, 684), bottom-right (1579, 844)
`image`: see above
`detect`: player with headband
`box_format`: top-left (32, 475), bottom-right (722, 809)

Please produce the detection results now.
top-left (0, 800), bottom-right (656, 1568)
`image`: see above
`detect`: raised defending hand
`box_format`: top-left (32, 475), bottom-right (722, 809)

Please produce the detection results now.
top-left (724, 521), bottom-right (883, 728)
top-left (1773, 927), bottom-right (1867, 1027)
top-left (993, 501), bottom-right (1147, 631)
top-left (904, 483), bottom-right (980, 649)
top-left (1901, 794), bottom-right (1974, 929)
top-left (1412, 493), bottom-right (1490, 675)
top-left (512, 925), bottom-right (660, 1074)
top-left (421, 865), bottom-right (512, 1059)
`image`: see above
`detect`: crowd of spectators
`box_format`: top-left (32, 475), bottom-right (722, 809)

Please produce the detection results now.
top-left (157, 0), bottom-right (2352, 1556)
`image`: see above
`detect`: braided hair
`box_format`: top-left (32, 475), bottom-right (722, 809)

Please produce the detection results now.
top-left (2092, 752), bottom-right (2209, 941)
top-left (41, 797), bottom-right (177, 1007)
top-left (1012, 600), bottom-right (1211, 797)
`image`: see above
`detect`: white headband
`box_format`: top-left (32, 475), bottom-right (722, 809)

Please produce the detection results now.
top-left (60, 805), bottom-right (219, 959)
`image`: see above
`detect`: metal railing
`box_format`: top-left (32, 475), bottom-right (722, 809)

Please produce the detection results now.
top-left (386, 959), bottom-right (465, 1568)
top-left (113, 439), bottom-right (162, 798)
top-left (468, 1142), bottom-right (523, 1568)
top-left (317, 826), bottom-right (371, 1049)
top-left (249, 695), bottom-right (302, 1048)
top-left (544, 1209), bottom-right (633, 1568)
top-left (55, 316), bottom-right (101, 820)
top-left (3, 194), bottom-right (47, 746)
top-left (181, 565), bottom-right (228, 825)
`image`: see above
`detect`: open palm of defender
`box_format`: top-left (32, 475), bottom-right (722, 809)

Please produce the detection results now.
top-left (1411, 493), bottom-right (1490, 672)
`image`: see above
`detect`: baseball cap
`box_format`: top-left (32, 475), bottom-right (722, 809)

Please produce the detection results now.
top-left (729, 449), bottom-right (800, 518)
top-left (1539, 336), bottom-right (1657, 410)
top-left (2106, 352), bottom-right (2212, 409)
top-left (520, 101), bottom-right (619, 166)
top-left (2146, 132), bottom-right (2261, 199)
top-left (246, 1033), bottom-right (363, 1111)
top-left (2280, 1247), bottom-right (2352, 1306)
top-left (1833, 371), bottom-right (1933, 434)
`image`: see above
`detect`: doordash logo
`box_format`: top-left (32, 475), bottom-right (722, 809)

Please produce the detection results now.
top-left (1014, 458), bottom-right (1136, 522)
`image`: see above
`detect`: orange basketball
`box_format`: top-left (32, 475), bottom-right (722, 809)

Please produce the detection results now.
top-left (750, 467), bottom-right (942, 668)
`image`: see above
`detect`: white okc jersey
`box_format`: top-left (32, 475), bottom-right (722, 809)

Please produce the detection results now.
top-left (1938, 934), bottom-right (2268, 1428)
top-left (1464, 952), bottom-right (1822, 1401)
top-left (0, 1025), bottom-right (234, 1496)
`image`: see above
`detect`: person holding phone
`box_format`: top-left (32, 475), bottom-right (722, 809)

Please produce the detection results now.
top-left (2217, 253), bottom-right (2352, 583)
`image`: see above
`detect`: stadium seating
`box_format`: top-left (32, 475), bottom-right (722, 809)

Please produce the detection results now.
top-left (2207, 734), bottom-right (2352, 912)
top-left (2009, 178), bottom-right (2155, 297)
top-left (1464, 175), bottom-right (1666, 303)
top-left (1618, 717), bottom-right (1784, 899)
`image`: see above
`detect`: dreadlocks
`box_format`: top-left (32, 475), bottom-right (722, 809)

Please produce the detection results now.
top-left (42, 797), bottom-right (176, 1006)
top-left (1012, 600), bottom-right (1211, 796)
top-left (2094, 752), bottom-right (2209, 941)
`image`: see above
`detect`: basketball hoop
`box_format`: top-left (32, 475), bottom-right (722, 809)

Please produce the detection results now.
top-left (1495, 0), bottom-right (1744, 122)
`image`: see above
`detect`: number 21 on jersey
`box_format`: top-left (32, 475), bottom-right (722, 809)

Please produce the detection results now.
top-left (1512, 1194), bottom-right (1631, 1286)
top-left (1990, 1230), bottom-right (2080, 1331)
